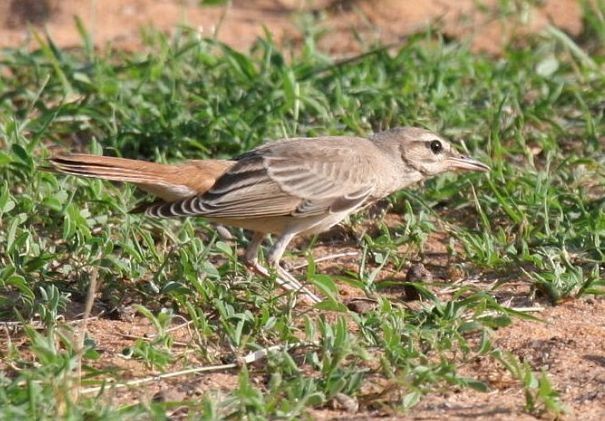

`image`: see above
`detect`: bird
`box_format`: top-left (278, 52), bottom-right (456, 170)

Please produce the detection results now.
top-left (47, 127), bottom-right (490, 303)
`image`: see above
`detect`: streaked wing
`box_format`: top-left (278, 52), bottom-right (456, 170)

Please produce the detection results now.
top-left (292, 185), bottom-right (374, 217)
top-left (146, 139), bottom-right (377, 219)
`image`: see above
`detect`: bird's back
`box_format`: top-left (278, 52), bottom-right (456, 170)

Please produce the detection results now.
top-left (145, 135), bottom-right (392, 229)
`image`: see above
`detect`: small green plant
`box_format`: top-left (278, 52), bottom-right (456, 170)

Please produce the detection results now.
top-left (122, 306), bottom-right (176, 370)
top-left (495, 351), bottom-right (566, 417)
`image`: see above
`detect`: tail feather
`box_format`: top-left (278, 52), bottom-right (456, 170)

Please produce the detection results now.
top-left (47, 153), bottom-right (234, 202)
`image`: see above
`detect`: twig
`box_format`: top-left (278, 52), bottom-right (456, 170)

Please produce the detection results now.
top-left (0, 316), bottom-right (100, 332)
top-left (78, 344), bottom-right (285, 395)
top-left (74, 267), bottom-right (99, 401)
top-left (164, 318), bottom-right (193, 334)
top-left (116, 316), bottom-right (194, 345)
top-left (79, 363), bottom-right (236, 395)
top-left (117, 332), bottom-right (190, 348)
top-left (291, 251), bottom-right (359, 270)
top-left (507, 306), bottom-right (545, 313)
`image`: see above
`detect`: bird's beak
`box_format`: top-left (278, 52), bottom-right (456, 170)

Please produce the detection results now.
top-left (446, 155), bottom-right (491, 172)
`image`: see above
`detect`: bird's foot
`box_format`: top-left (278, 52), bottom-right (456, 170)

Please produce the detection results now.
top-left (275, 265), bottom-right (322, 304)
top-left (244, 259), bottom-right (321, 304)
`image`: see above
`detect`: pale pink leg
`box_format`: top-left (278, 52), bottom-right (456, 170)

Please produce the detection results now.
top-left (244, 232), bottom-right (321, 304)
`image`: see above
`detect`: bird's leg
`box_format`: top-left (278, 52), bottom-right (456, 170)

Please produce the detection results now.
top-left (267, 233), bottom-right (322, 304)
top-left (243, 232), bottom-right (321, 304)
top-left (244, 232), bottom-right (269, 276)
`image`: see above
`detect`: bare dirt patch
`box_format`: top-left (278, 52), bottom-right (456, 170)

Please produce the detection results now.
top-left (0, 0), bottom-right (583, 55)
top-left (408, 298), bottom-right (605, 420)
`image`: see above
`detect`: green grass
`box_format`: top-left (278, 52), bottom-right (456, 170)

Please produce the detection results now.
top-left (0, 4), bottom-right (604, 419)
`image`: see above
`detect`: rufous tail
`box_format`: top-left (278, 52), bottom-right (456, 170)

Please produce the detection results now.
top-left (47, 153), bottom-right (234, 201)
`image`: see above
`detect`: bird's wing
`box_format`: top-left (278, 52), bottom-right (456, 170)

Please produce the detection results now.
top-left (146, 138), bottom-right (377, 219)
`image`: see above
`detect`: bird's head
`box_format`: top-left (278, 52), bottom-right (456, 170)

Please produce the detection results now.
top-left (373, 127), bottom-right (490, 176)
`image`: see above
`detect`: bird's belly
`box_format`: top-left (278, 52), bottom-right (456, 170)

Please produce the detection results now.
top-left (206, 211), bottom-right (351, 237)
top-left (297, 211), bottom-right (352, 236)
top-left (205, 216), bottom-right (288, 235)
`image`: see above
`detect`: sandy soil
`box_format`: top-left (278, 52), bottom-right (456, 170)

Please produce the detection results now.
top-left (0, 0), bottom-right (583, 55)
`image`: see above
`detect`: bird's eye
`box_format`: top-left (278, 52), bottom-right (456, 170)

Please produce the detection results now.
top-left (429, 140), bottom-right (443, 154)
